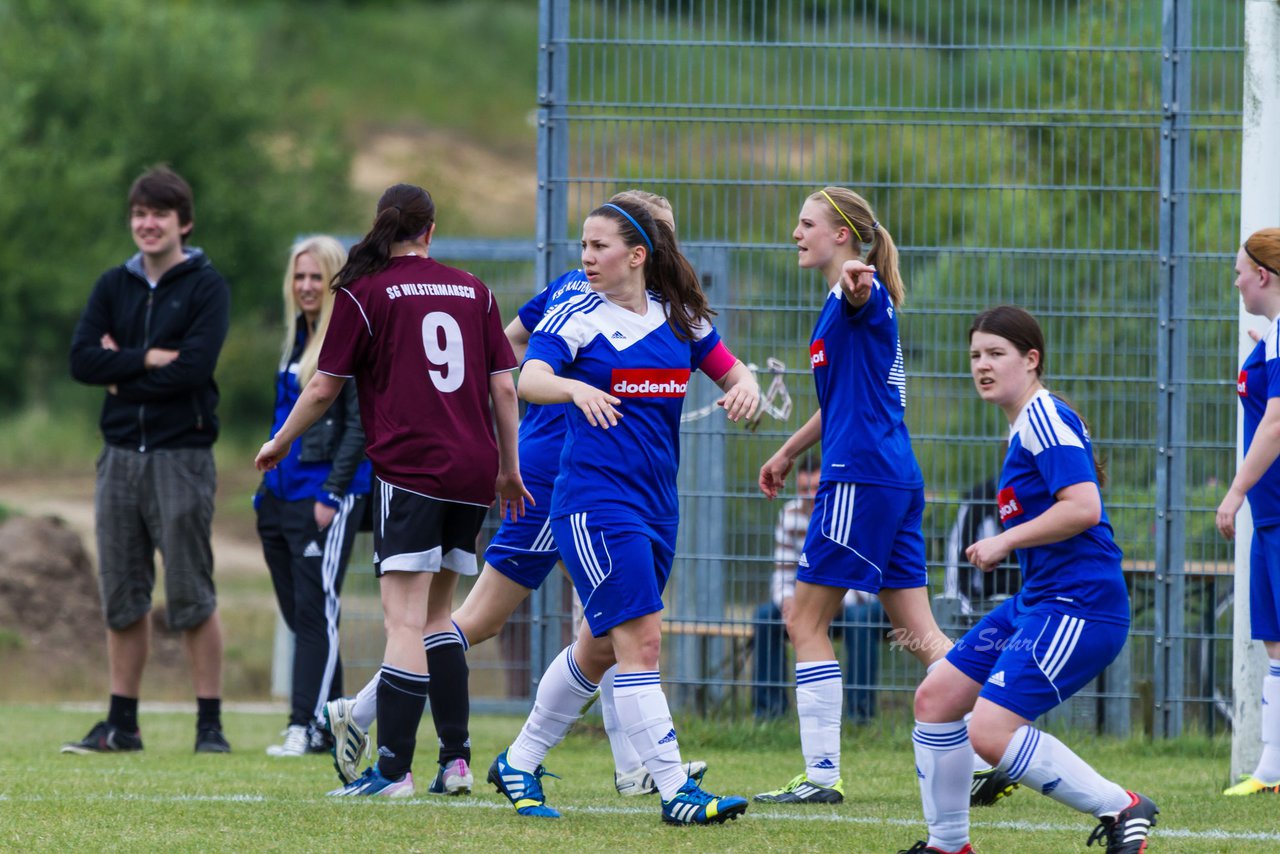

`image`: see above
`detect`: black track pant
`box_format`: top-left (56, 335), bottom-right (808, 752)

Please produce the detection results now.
top-left (257, 491), bottom-right (367, 726)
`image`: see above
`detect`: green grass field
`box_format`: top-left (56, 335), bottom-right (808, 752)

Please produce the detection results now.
top-left (4, 706), bottom-right (1277, 853)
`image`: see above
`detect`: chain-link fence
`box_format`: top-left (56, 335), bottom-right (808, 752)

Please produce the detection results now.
top-left (333, 0), bottom-right (1247, 736)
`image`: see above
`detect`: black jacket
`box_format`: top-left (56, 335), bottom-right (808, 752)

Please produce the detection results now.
top-left (69, 249), bottom-right (230, 451)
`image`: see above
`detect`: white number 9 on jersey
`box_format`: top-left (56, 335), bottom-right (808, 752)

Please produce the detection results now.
top-left (421, 311), bottom-right (465, 393)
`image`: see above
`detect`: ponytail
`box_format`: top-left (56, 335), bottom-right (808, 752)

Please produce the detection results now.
top-left (333, 183), bottom-right (435, 292)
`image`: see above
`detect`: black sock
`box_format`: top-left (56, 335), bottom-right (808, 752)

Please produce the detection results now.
top-left (108, 694), bottom-right (139, 733)
top-left (375, 664), bottom-right (429, 780)
top-left (196, 697), bottom-right (222, 730)
top-left (425, 633), bottom-right (470, 764)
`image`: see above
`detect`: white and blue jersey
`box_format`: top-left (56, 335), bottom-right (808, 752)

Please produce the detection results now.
top-left (996, 389), bottom-right (1128, 624)
top-left (809, 277), bottom-right (922, 488)
top-left (525, 290), bottom-right (725, 635)
top-left (527, 291), bottom-right (722, 521)
top-left (945, 389), bottom-right (1129, 720)
top-left (1238, 320), bottom-right (1280, 527)
top-left (482, 269), bottom-right (591, 587)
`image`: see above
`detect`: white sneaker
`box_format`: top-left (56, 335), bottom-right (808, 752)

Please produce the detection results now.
top-left (266, 724), bottom-right (309, 757)
top-left (322, 698), bottom-right (369, 785)
top-left (614, 760), bottom-right (708, 796)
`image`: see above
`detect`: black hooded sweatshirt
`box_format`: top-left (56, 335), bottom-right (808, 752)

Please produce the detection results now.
top-left (70, 248), bottom-right (230, 452)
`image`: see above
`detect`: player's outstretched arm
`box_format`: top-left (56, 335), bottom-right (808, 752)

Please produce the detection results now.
top-left (255, 372), bottom-right (347, 472)
top-left (490, 370), bottom-right (533, 521)
top-left (758, 409), bottom-right (822, 499)
top-left (1219, 395), bottom-right (1280, 538)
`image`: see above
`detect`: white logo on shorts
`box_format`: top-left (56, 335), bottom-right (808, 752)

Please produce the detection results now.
top-left (988, 670), bottom-right (1006, 688)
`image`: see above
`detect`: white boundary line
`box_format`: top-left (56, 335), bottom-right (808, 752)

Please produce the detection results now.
top-left (5, 792), bottom-right (1273, 842)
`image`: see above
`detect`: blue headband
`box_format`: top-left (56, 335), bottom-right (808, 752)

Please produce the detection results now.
top-left (601, 203), bottom-right (653, 254)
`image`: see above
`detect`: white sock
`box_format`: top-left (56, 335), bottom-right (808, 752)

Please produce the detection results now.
top-left (998, 725), bottom-right (1130, 816)
top-left (352, 671), bottom-right (379, 729)
top-left (912, 720), bottom-right (972, 853)
top-left (600, 665), bottom-right (643, 773)
top-left (1253, 662), bottom-right (1280, 781)
top-left (796, 660), bottom-right (842, 786)
top-left (506, 644), bottom-right (597, 772)
top-left (612, 670), bottom-right (687, 800)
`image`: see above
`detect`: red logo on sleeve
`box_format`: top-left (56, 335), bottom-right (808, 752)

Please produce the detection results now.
top-left (610, 369), bottom-right (691, 397)
top-left (1238, 370), bottom-right (1249, 397)
top-left (997, 486), bottom-right (1024, 524)
top-left (810, 339), bottom-right (827, 368)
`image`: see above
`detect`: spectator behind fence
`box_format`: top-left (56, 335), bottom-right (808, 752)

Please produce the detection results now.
top-left (255, 236), bottom-right (371, 758)
top-left (942, 476), bottom-right (1020, 617)
top-left (65, 165), bottom-right (232, 755)
top-left (753, 453), bottom-right (884, 721)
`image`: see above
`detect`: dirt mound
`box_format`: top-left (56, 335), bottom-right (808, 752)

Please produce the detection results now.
top-left (0, 515), bottom-right (187, 699)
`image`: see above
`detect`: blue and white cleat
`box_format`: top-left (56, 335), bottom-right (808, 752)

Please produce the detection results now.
top-left (427, 757), bottom-right (474, 795)
top-left (487, 749), bottom-right (560, 817)
top-left (661, 777), bottom-right (749, 825)
top-left (326, 765), bottom-right (414, 798)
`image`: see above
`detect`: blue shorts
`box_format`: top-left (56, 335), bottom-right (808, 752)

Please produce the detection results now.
top-left (946, 597), bottom-right (1128, 721)
top-left (550, 509), bottom-right (677, 637)
top-left (482, 467), bottom-right (559, 590)
top-left (796, 481), bottom-right (927, 595)
top-left (1250, 524), bottom-right (1280, 641)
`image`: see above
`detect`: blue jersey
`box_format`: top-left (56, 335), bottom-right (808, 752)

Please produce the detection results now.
top-left (998, 389), bottom-right (1128, 625)
top-left (515, 270), bottom-right (593, 479)
top-left (1238, 320), bottom-right (1280, 526)
top-left (809, 278), bottom-right (923, 488)
top-left (525, 291), bottom-right (721, 521)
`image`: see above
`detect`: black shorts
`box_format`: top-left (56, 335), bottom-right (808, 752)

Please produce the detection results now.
top-left (372, 477), bottom-right (487, 577)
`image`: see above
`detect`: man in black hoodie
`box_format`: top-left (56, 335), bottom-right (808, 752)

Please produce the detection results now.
top-left (64, 166), bottom-right (232, 754)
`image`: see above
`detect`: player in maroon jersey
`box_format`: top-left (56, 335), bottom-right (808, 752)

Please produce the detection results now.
top-left (255, 183), bottom-right (530, 797)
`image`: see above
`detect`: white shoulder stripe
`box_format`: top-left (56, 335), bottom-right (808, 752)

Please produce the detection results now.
top-left (1019, 396), bottom-right (1084, 455)
top-left (339, 288), bottom-right (373, 336)
top-left (1266, 317), bottom-right (1280, 361)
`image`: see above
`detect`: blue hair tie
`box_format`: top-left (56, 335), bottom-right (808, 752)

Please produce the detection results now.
top-left (601, 203), bottom-right (653, 254)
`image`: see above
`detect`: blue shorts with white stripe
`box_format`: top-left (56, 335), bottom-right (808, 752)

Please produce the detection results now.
top-left (946, 596), bottom-right (1129, 721)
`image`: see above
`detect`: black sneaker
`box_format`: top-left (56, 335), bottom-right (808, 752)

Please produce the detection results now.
top-left (1087, 791), bottom-right (1158, 853)
top-left (306, 723), bottom-right (333, 755)
top-left (195, 725), bottom-right (232, 754)
top-left (60, 720), bottom-right (143, 754)
top-left (970, 767), bottom-right (1019, 807)
top-left (753, 773), bottom-right (844, 804)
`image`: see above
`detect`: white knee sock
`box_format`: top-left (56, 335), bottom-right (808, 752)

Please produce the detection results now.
top-left (600, 665), bottom-right (643, 773)
top-left (912, 720), bottom-right (972, 853)
top-left (612, 670), bottom-right (687, 800)
top-left (506, 644), bottom-right (598, 772)
top-left (1253, 662), bottom-right (1280, 781)
top-left (998, 725), bottom-right (1130, 816)
top-left (796, 660), bottom-right (843, 786)
top-left (352, 671), bottom-right (379, 729)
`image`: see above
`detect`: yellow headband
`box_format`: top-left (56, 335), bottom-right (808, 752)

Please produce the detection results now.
top-left (820, 190), bottom-right (864, 244)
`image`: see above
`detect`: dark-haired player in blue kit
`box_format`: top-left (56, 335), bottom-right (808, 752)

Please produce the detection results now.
top-left (756, 187), bottom-right (953, 806)
top-left (488, 199), bottom-right (760, 825)
top-left (320, 193), bottom-right (706, 798)
top-left (900, 305), bottom-right (1157, 854)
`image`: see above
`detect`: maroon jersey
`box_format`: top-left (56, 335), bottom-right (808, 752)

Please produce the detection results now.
top-left (319, 255), bottom-right (517, 505)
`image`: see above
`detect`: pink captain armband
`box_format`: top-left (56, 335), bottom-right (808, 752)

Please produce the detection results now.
top-left (699, 341), bottom-right (739, 381)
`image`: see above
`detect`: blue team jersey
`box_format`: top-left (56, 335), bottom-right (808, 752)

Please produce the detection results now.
top-left (525, 290), bottom-right (721, 520)
top-left (998, 389), bottom-right (1128, 625)
top-left (809, 278), bottom-right (923, 488)
top-left (1238, 320), bottom-right (1280, 527)
top-left (515, 269), bottom-right (592, 478)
